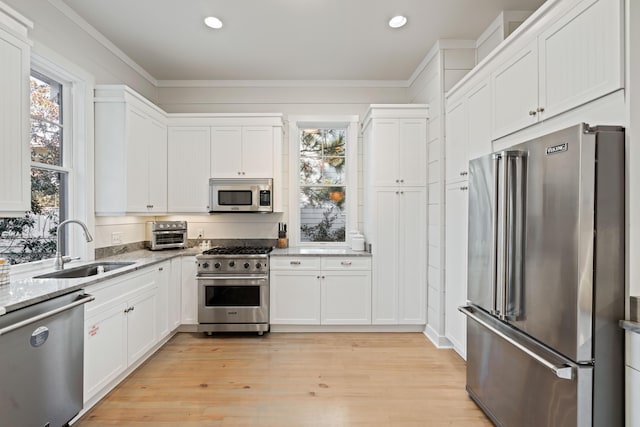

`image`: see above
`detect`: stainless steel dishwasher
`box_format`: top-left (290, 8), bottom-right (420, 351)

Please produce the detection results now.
top-left (0, 290), bottom-right (94, 427)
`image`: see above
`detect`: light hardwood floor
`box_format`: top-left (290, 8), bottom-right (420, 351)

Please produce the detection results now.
top-left (76, 333), bottom-right (492, 427)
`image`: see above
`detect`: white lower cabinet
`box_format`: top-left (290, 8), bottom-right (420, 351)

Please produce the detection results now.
top-left (169, 258), bottom-right (182, 330)
top-left (270, 270), bottom-right (321, 324)
top-left (155, 262), bottom-right (170, 339)
top-left (626, 331), bottom-right (640, 427)
top-left (270, 256), bottom-right (372, 325)
top-left (181, 256), bottom-right (198, 324)
top-left (83, 267), bottom-right (158, 403)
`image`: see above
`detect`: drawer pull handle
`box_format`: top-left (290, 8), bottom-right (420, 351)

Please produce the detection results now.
top-left (341, 261), bottom-right (352, 266)
top-left (290, 261), bottom-right (301, 265)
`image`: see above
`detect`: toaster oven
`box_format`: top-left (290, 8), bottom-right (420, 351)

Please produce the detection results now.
top-left (146, 221), bottom-right (188, 250)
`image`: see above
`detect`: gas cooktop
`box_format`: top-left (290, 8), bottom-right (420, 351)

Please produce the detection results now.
top-left (201, 246), bottom-right (273, 256)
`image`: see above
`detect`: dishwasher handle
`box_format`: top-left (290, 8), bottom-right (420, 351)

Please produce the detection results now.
top-left (459, 305), bottom-right (574, 380)
top-left (0, 293), bottom-right (95, 337)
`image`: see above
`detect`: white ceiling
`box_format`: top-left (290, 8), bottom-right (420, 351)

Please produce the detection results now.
top-left (60, 0), bottom-right (546, 82)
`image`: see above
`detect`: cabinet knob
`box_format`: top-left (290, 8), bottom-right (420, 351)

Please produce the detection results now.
top-left (460, 186), bottom-right (468, 191)
top-left (537, 107), bottom-right (545, 113)
top-left (321, 275), bottom-right (325, 279)
top-left (400, 191), bottom-right (404, 194)
top-left (242, 172), bottom-right (246, 175)
top-left (395, 191), bottom-right (399, 195)
top-left (146, 204), bottom-right (153, 209)
top-left (459, 171), bottom-right (468, 176)
top-left (529, 110), bottom-right (537, 116)
top-left (159, 267), bottom-right (164, 271)
top-left (317, 275), bottom-right (321, 279)
top-left (238, 171), bottom-right (242, 175)
top-left (400, 179), bottom-right (404, 183)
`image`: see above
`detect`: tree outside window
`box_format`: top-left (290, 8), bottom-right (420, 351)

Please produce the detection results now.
top-left (0, 71), bottom-right (67, 264)
top-left (299, 128), bottom-right (347, 243)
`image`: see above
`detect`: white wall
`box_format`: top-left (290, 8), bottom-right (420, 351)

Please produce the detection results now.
top-left (408, 42), bottom-right (475, 345)
top-left (3, 0), bottom-right (156, 101)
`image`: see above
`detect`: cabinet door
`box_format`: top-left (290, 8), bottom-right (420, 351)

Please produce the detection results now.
top-left (371, 189), bottom-right (400, 324)
top-left (126, 288), bottom-right (157, 365)
top-left (210, 126), bottom-right (242, 177)
top-left (368, 120), bottom-right (400, 187)
top-left (398, 188), bottom-right (427, 324)
top-left (241, 126), bottom-right (274, 177)
top-left (627, 366), bottom-right (640, 427)
top-left (491, 40), bottom-right (539, 139)
top-left (398, 119), bottom-right (427, 187)
top-left (538, 0), bottom-right (623, 120)
top-left (466, 79), bottom-right (492, 162)
top-left (84, 302), bottom-right (127, 403)
top-left (155, 262), bottom-right (170, 339)
top-left (167, 127), bottom-right (211, 212)
top-left (270, 271), bottom-right (321, 324)
top-left (445, 98), bottom-right (468, 184)
top-left (169, 258), bottom-right (182, 330)
top-left (181, 256), bottom-right (198, 324)
top-left (444, 183), bottom-right (469, 359)
top-left (125, 107), bottom-right (151, 212)
top-left (321, 271), bottom-right (371, 325)
top-left (148, 119), bottom-right (168, 212)
top-left (0, 28), bottom-right (30, 216)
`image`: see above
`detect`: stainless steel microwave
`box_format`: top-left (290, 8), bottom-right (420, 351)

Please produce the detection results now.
top-left (209, 178), bottom-right (273, 213)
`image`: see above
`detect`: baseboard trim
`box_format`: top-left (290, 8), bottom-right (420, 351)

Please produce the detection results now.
top-left (423, 324), bottom-right (453, 348)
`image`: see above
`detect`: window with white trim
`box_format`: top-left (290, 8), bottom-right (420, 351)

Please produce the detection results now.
top-left (289, 116), bottom-right (358, 246)
top-left (0, 70), bottom-right (70, 264)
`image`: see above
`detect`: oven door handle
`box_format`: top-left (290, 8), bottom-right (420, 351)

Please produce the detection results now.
top-left (197, 276), bottom-right (269, 281)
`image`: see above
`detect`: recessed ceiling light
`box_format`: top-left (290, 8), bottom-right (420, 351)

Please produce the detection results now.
top-left (204, 16), bottom-right (223, 29)
top-left (388, 15), bottom-right (407, 29)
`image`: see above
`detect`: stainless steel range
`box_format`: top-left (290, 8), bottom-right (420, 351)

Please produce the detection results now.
top-left (196, 246), bottom-right (272, 335)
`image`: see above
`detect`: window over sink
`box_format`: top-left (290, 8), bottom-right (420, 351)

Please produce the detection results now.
top-left (289, 116), bottom-right (359, 246)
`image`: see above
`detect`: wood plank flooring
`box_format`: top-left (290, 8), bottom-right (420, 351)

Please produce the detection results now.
top-left (76, 332), bottom-right (492, 427)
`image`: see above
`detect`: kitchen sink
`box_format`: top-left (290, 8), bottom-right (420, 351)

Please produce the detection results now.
top-left (34, 261), bottom-right (135, 279)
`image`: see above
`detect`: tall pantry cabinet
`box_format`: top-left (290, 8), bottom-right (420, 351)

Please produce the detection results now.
top-left (363, 105), bottom-right (429, 325)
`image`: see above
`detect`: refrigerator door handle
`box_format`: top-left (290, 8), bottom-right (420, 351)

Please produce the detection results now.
top-left (459, 305), bottom-right (574, 380)
top-left (499, 152), bottom-right (509, 319)
top-left (491, 154), bottom-right (501, 315)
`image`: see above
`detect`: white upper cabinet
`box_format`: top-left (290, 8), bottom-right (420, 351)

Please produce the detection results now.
top-left (466, 79), bottom-right (492, 162)
top-left (210, 126), bottom-right (274, 178)
top-left (445, 97), bottom-right (468, 184)
top-left (167, 127), bottom-right (211, 213)
top-left (491, 40), bottom-right (539, 139)
top-left (363, 106), bottom-right (428, 188)
top-left (538, 0), bottom-right (623, 118)
top-left (95, 86), bottom-right (168, 215)
top-left (490, 0), bottom-right (623, 139)
top-left (0, 9), bottom-right (31, 217)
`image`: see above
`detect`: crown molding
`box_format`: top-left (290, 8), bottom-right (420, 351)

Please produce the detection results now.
top-left (156, 79), bottom-right (410, 88)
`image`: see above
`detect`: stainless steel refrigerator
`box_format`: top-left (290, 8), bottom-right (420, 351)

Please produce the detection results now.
top-left (459, 123), bottom-right (625, 426)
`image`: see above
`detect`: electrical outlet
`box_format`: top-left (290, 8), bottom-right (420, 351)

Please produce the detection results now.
top-left (111, 232), bottom-right (123, 245)
top-left (197, 228), bottom-right (205, 238)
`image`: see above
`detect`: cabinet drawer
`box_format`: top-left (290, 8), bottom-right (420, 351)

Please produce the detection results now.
top-left (86, 268), bottom-right (156, 316)
top-left (321, 257), bottom-right (371, 271)
top-left (270, 257), bottom-right (321, 270)
top-left (627, 331), bottom-right (640, 371)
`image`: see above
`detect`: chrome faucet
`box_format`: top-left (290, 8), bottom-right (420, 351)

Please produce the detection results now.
top-left (53, 219), bottom-right (94, 270)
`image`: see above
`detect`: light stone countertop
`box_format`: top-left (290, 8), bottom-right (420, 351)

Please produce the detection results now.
top-left (0, 247), bottom-right (200, 316)
top-left (620, 320), bottom-right (640, 334)
top-left (270, 247), bottom-right (371, 257)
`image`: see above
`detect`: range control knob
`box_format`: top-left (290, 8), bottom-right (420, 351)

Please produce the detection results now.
top-left (214, 262), bottom-right (221, 269)
top-left (244, 262), bottom-right (250, 269)
top-left (202, 262), bottom-right (210, 269)
top-left (229, 261), bottom-right (235, 267)
top-left (256, 262), bottom-right (262, 269)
